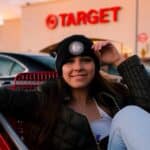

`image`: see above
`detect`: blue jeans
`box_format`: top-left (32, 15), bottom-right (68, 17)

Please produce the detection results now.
top-left (108, 106), bottom-right (150, 150)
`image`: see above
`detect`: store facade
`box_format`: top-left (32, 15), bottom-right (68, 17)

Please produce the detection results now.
top-left (0, 0), bottom-right (150, 58)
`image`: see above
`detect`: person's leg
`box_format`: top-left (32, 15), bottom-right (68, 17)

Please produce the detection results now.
top-left (108, 105), bottom-right (150, 150)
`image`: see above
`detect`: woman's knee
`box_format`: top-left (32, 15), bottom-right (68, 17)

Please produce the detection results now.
top-left (109, 106), bottom-right (150, 150)
top-left (111, 105), bottom-right (147, 128)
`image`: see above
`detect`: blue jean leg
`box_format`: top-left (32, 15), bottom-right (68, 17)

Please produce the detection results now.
top-left (108, 105), bottom-right (150, 150)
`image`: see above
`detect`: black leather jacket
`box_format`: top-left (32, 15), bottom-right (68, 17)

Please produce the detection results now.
top-left (0, 55), bottom-right (150, 150)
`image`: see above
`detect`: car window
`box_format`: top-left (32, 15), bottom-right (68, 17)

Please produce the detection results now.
top-left (10, 63), bottom-right (25, 75)
top-left (0, 56), bottom-right (25, 77)
top-left (0, 57), bottom-right (14, 77)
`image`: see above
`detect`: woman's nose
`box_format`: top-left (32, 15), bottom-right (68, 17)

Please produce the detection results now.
top-left (73, 60), bottom-right (83, 70)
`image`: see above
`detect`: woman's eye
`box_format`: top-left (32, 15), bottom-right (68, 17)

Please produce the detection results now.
top-left (65, 59), bottom-right (74, 64)
top-left (82, 57), bottom-right (93, 62)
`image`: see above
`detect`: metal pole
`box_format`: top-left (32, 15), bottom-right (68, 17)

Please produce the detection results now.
top-left (0, 113), bottom-right (29, 150)
top-left (135, 0), bottom-right (139, 54)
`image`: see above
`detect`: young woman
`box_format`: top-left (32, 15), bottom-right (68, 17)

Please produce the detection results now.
top-left (0, 35), bottom-right (150, 150)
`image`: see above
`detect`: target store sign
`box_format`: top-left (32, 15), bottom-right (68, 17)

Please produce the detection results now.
top-left (46, 6), bottom-right (121, 30)
top-left (138, 32), bottom-right (149, 43)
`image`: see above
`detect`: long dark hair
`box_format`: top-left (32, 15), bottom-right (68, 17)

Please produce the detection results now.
top-left (91, 71), bottom-right (129, 108)
top-left (29, 69), bottom-right (128, 149)
top-left (28, 78), bottom-right (63, 149)
top-left (59, 69), bottom-right (129, 104)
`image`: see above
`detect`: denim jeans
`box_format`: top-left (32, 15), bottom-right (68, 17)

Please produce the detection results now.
top-left (108, 105), bottom-right (150, 150)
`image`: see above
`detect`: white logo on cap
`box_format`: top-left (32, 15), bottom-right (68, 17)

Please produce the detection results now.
top-left (69, 41), bottom-right (84, 55)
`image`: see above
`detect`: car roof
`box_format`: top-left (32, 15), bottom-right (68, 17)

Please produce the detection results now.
top-left (0, 52), bottom-right (56, 70)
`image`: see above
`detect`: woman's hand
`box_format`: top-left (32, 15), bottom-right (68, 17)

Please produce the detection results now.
top-left (92, 41), bottom-right (125, 66)
top-left (100, 70), bottom-right (122, 83)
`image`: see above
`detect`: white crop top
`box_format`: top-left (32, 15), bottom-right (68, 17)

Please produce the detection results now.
top-left (90, 101), bottom-right (112, 142)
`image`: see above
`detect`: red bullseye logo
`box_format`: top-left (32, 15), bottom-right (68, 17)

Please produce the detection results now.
top-left (45, 6), bottom-right (121, 30)
top-left (46, 14), bottom-right (58, 29)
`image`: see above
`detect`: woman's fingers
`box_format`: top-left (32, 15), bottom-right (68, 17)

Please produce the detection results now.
top-left (92, 41), bottom-right (111, 52)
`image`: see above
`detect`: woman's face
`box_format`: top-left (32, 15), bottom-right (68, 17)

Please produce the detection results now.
top-left (62, 56), bottom-right (95, 89)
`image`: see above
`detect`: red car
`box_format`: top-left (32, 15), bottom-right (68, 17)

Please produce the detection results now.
top-left (0, 52), bottom-right (56, 87)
